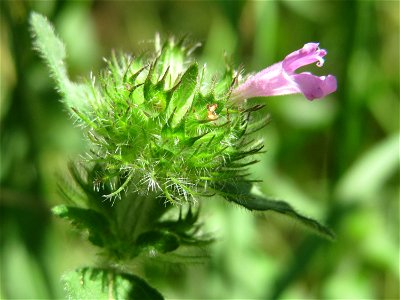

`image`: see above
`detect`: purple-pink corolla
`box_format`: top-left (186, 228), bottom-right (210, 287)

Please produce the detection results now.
top-left (231, 43), bottom-right (337, 103)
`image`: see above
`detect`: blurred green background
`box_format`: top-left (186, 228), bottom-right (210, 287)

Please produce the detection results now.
top-left (1, 1), bottom-right (399, 299)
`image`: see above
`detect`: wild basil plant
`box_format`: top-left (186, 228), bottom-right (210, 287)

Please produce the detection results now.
top-left (30, 12), bottom-right (336, 299)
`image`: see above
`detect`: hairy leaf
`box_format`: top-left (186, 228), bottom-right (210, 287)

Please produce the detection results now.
top-left (220, 182), bottom-right (335, 240)
top-left (52, 205), bottom-right (112, 247)
top-left (29, 12), bottom-right (70, 93)
top-left (62, 267), bottom-right (164, 300)
top-left (135, 230), bottom-right (180, 256)
top-left (29, 12), bottom-right (95, 112)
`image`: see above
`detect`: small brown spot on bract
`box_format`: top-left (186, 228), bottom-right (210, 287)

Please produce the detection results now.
top-left (207, 104), bottom-right (218, 120)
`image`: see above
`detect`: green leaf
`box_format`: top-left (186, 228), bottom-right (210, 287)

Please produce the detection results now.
top-left (220, 182), bottom-right (336, 240)
top-left (135, 230), bottom-right (180, 256)
top-left (62, 267), bottom-right (164, 300)
top-left (52, 205), bottom-right (112, 247)
top-left (156, 207), bottom-right (214, 246)
top-left (29, 12), bottom-right (70, 94)
top-left (165, 64), bottom-right (198, 127)
top-left (30, 12), bottom-right (94, 112)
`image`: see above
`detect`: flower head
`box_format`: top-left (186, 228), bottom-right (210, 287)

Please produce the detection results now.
top-left (231, 43), bottom-right (337, 102)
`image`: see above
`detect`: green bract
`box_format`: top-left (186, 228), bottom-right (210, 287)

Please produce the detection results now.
top-left (72, 38), bottom-right (265, 204)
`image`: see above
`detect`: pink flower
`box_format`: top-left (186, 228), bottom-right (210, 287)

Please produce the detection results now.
top-left (231, 43), bottom-right (337, 102)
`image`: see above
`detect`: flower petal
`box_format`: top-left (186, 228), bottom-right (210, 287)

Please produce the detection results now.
top-left (230, 63), bottom-right (301, 102)
top-left (292, 73), bottom-right (337, 100)
top-left (282, 43), bottom-right (327, 73)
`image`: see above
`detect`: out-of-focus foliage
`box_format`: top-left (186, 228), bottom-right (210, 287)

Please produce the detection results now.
top-left (1, 1), bottom-right (398, 299)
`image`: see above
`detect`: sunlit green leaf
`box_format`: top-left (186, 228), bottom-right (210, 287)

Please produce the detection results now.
top-left (62, 267), bottom-right (164, 300)
top-left (29, 12), bottom-right (69, 93)
top-left (29, 12), bottom-right (96, 112)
